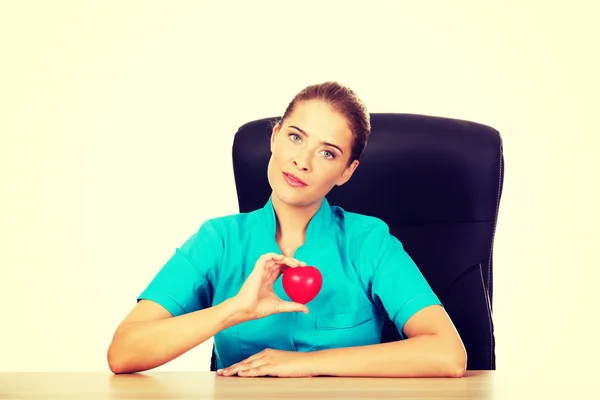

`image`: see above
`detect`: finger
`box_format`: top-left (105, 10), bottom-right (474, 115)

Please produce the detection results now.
top-left (288, 257), bottom-right (306, 266)
top-left (259, 254), bottom-right (295, 272)
top-left (265, 259), bottom-right (299, 274)
top-left (259, 253), bottom-right (306, 269)
top-left (270, 253), bottom-right (305, 265)
top-left (239, 351), bottom-right (266, 365)
top-left (276, 256), bottom-right (306, 268)
top-left (237, 365), bottom-right (270, 377)
top-left (217, 365), bottom-right (234, 375)
top-left (220, 355), bottom-right (265, 376)
top-left (257, 253), bottom-right (285, 265)
top-left (277, 300), bottom-right (309, 314)
top-left (219, 361), bottom-right (246, 376)
top-left (218, 358), bottom-right (247, 375)
top-left (274, 256), bottom-right (300, 267)
top-left (253, 254), bottom-right (284, 276)
top-left (285, 257), bottom-right (306, 266)
top-left (232, 358), bottom-right (268, 376)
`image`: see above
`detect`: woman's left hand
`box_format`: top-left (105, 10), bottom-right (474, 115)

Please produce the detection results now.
top-left (217, 348), bottom-right (316, 378)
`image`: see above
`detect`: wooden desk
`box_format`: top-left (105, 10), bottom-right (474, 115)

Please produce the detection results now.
top-left (1, 371), bottom-right (598, 399)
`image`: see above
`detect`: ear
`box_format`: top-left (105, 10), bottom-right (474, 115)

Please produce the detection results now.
top-left (270, 122), bottom-right (282, 153)
top-left (336, 159), bottom-right (360, 186)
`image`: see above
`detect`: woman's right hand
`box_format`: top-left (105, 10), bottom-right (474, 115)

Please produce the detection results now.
top-left (233, 253), bottom-right (309, 320)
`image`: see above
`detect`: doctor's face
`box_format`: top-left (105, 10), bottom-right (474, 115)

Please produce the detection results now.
top-left (267, 99), bottom-right (359, 208)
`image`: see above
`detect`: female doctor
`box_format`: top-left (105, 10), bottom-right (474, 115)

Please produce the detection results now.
top-left (107, 82), bottom-right (467, 378)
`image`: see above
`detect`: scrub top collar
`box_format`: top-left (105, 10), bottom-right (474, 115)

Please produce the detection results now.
top-left (261, 193), bottom-right (335, 243)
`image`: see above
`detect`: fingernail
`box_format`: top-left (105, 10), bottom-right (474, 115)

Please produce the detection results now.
top-left (223, 369), bottom-right (228, 374)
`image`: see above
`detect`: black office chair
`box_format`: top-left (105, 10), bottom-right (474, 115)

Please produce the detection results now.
top-left (211, 113), bottom-right (504, 371)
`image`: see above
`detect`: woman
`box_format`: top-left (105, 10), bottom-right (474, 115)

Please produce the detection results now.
top-left (107, 82), bottom-right (467, 378)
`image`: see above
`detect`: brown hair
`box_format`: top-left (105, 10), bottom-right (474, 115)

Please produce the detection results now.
top-left (276, 81), bottom-right (371, 165)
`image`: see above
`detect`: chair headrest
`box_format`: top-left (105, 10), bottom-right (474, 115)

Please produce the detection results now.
top-left (232, 113), bottom-right (503, 227)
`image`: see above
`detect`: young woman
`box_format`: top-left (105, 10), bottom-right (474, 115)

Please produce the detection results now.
top-left (107, 82), bottom-right (467, 378)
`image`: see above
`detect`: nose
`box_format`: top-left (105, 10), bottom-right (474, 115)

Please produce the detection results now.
top-left (293, 159), bottom-right (309, 171)
top-left (293, 150), bottom-right (311, 172)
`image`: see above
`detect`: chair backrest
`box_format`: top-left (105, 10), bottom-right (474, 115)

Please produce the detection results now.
top-left (211, 113), bottom-right (503, 371)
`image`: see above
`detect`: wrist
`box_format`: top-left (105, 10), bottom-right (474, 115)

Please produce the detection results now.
top-left (221, 296), bottom-right (254, 327)
top-left (305, 349), bottom-right (330, 376)
top-left (301, 350), bottom-right (322, 377)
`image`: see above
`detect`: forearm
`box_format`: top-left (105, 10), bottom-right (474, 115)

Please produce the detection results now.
top-left (107, 297), bottom-right (248, 374)
top-left (310, 335), bottom-right (466, 378)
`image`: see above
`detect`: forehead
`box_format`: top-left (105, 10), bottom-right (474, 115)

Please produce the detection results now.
top-left (285, 100), bottom-right (353, 149)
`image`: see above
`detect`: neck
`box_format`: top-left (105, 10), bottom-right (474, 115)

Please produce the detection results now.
top-left (271, 193), bottom-right (322, 242)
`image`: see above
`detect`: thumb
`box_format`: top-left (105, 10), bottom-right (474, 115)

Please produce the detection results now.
top-left (278, 300), bottom-right (309, 314)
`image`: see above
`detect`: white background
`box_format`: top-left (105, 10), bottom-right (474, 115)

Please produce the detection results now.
top-left (1, 0), bottom-right (598, 377)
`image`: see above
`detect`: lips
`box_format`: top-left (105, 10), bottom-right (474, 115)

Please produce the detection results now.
top-left (283, 172), bottom-right (307, 187)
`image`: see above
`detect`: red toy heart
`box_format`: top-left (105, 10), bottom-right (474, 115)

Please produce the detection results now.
top-left (282, 266), bottom-right (322, 305)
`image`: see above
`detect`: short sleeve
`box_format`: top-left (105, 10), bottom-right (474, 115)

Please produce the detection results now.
top-left (137, 219), bottom-right (223, 317)
top-left (355, 219), bottom-right (442, 339)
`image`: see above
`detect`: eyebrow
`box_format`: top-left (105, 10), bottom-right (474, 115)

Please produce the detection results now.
top-left (288, 125), bottom-right (344, 154)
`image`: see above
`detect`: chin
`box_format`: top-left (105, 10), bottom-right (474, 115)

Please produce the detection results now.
top-left (267, 178), bottom-right (305, 205)
top-left (267, 163), bottom-right (322, 208)
top-left (273, 185), bottom-right (305, 206)
top-left (274, 186), bottom-right (326, 210)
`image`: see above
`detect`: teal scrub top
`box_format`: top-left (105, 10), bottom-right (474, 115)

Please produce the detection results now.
top-left (137, 195), bottom-right (442, 370)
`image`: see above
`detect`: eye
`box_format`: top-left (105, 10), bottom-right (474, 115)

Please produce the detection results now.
top-left (288, 133), bottom-right (301, 143)
top-left (322, 150), bottom-right (336, 160)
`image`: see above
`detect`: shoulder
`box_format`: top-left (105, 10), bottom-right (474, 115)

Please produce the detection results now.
top-left (180, 209), bottom-right (260, 264)
top-left (195, 208), bottom-right (260, 239)
top-left (332, 207), bottom-right (401, 266)
top-left (333, 206), bottom-right (391, 242)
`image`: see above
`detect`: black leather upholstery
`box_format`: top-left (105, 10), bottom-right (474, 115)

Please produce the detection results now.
top-left (211, 113), bottom-right (503, 371)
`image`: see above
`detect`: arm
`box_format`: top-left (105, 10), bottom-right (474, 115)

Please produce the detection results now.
top-left (221, 220), bottom-right (467, 378)
top-left (107, 298), bottom-right (249, 374)
top-left (107, 220), bottom-right (227, 375)
top-left (107, 252), bottom-right (307, 374)
top-left (221, 305), bottom-right (466, 378)
top-left (309, 305), bottom-right (467, 378)
top-left (331, 219), bottom-right (466, 377)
